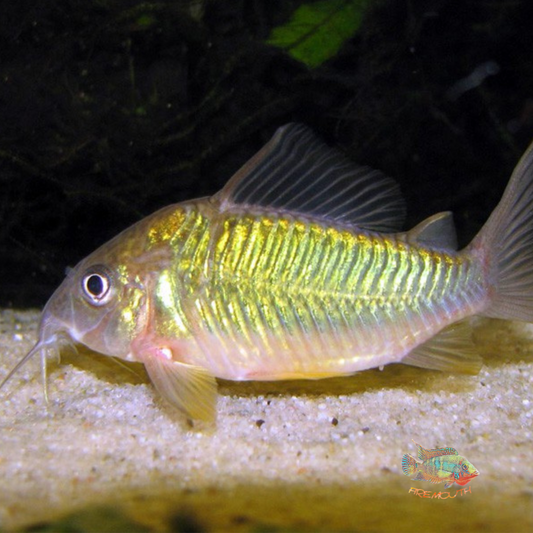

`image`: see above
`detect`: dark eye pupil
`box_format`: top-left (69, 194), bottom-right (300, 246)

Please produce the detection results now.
top-left (82, 267), bottom-right (112, 305)
top-left (87, 274), bottom-right (104, 296)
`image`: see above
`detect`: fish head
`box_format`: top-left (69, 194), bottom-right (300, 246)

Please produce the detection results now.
top-left (456, 458), bottom-right (479, 485)
top-left (40, 261), bottom-right (145, 359)
top-left (41, 215), bottom-right (169, 359)
top-left (1, 217), bottom-right (166, 392)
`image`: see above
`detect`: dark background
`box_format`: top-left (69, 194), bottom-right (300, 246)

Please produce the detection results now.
top-left (1, 0), bottom-right (532, 307)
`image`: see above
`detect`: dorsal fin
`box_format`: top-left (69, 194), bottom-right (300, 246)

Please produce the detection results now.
top-left (406, 212), bottom-right (458, 250)
top-left (414, 441), bottom-right (458, 462)
top-left (215, 123), bottom-right (406, 232)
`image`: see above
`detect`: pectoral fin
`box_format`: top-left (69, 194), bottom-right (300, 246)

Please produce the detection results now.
top-left (142, 352), bottom-right (217, 422)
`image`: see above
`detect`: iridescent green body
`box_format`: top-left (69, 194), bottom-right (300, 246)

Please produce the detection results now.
top-left (142, 202), bottom-right (485, 380)
top-left (3, 123), bottom-right (533, 420)
top-left (424, 455), bottom-right (466, 478)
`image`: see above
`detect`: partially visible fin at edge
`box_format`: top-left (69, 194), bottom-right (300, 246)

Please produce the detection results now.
top-left (470, 139), bottom-right (533, 322)
top-left (403, 320), bottom-right (482, 375)
top-left (214, 123), bottom-right (406, 232)
top-left (404, 212), bottom-right (458, 251)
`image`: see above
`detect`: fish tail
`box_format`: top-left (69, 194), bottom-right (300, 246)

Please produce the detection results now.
top-left (471, 140), bottom-right (533, 321)
top-left (401, 454), bottom-right (419, 477)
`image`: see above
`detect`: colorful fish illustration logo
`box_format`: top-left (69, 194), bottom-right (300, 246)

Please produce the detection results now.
top-left (402, 441), bottom-right (479, 489)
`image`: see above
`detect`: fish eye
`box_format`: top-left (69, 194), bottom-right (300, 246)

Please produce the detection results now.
top-left (81, 266), bottom-right (114, 306)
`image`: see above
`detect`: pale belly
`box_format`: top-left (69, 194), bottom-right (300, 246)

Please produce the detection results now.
top-left (171, 305), bottom-right (472, 380)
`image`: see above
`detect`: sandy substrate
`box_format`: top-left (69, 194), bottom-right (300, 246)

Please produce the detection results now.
top-left (0, 309), bottom-right (532, 532)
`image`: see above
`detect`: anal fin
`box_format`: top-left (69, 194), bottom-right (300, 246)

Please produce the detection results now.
top-left (403, 320), bottom-right (482, 375)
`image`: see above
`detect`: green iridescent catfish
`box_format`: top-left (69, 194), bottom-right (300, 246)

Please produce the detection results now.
top-left (2, 124), bottom-right (533, 420)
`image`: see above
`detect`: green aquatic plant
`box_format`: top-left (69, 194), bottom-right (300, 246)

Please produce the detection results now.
top-left (266, 0), bottom-right (370, 68)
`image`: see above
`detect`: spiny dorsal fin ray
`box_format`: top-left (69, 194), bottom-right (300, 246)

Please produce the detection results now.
top-left (403, 319), bottom-right (482, 374)
top-left (405, 212), bottom-right (458, 251)
top-left (215, 123), bottom-right (406, 232)
top-left (413, 441), bottom-right (458, 461)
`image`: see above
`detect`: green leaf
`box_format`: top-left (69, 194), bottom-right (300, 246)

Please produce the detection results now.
top-left (266, 0), bottom-right (370, 69)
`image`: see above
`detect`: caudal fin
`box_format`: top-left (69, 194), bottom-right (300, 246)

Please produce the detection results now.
top-left (471, 140), bottom-right (533, 321)
top-left (401, 454), bottom-right (419, 477)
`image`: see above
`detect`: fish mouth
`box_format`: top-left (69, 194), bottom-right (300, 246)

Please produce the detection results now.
top-left (456, 471), bottom-right (479, 485)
